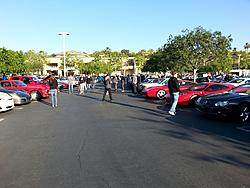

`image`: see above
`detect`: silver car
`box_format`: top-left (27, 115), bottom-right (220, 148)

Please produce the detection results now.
top-left (0, 87), bottom-right (31, 105)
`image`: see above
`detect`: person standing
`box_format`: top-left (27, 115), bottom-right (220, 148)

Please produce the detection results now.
top-left (68, 74), bottom-right (74, 94)
top-left (132, 74), bottom-right (137, 94)
top-left (78, 74), bottom-right (86, 95)
top-left (102, 74), bottom-right (113, 102)
top-left (2, 73), bottom-right (7, 80)
top-left (91, 75), bottom-right (96, 89)
top-left (48, 74), bottom-right (58, 108)
top-left (168, 71), bottom-right (180, 116)
top-left (121, 74), bottom-right (126, 92)
top-left (113, 75), bottom-right (118, 93)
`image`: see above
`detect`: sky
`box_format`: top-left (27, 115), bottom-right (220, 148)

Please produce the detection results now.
top-left (0, 0), bottom-right (250, 54)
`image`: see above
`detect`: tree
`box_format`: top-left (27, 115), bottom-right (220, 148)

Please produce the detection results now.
top-left (244, 42), bottom-right (250, 52)
top-left (0, 47), bottom-right (27, 74)
top-left (24, 50), bottom-right (48, 74)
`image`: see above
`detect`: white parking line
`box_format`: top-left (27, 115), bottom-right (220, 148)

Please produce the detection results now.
top-left (0, 118), bottom-right (4, 122)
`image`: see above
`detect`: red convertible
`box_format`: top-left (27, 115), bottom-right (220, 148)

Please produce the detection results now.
top-left (143, 80), bottom-right (196, 99)
top-left (165, 82), bottom-right (235, 106)
top-left (0, 80), bottom-right (50, 101)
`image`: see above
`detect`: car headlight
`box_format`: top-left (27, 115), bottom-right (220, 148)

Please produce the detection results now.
top-left (215, 101), bottom-right (229, 107)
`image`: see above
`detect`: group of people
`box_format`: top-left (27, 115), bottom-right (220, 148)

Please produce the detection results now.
top-left (47, 71), bottom-right (179, 117)
top-left (67, 74), bottom-right (96, 94)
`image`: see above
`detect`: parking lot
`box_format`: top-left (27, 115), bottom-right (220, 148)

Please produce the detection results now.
top-left (0, 87), bottom-right (249, 188)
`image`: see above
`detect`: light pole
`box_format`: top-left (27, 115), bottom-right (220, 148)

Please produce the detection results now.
top-left (57, 32), bottom-right (70, 77)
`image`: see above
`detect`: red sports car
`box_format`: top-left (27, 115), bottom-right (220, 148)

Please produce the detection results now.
top-left (10, 75), bottom-right (50, 90)
top-left (143, 80), bottom-right (196, 99)
top-left (0, 80), bottom-right (50, 101)
top-left (165, 82), bottom-right (235, 106)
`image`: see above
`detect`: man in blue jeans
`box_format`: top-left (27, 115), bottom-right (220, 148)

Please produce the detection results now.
top-left (48, 74), bottom-right (58, 108)
top-left (167, 71), bottom-right (180, 116)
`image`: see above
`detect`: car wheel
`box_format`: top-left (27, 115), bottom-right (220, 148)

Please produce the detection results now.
top-left (30, 91), bottom-right (42, 101)
top-left (238, 104), bottom-right (249, 123)
top-left (156, 90), bottom-right (166, 100)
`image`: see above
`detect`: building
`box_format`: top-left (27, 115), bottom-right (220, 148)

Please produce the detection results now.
top-left (43, 51), bottom-right (136, 76)
top-left (43, 51), bottom-right (94, 76)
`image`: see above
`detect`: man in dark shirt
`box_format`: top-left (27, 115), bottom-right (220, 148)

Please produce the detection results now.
top-left (168, 71), bottom-right (180, 116)
top-left (48, 74), bottom-right (58, 107)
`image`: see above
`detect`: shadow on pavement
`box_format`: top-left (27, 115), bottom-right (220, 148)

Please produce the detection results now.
top-left (39, 99), bottom-right (52, 106)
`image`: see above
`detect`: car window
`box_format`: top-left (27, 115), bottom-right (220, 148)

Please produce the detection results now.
top-left (12, 77), bottom-right (20, 80)
top-left (229, 79), bottom-right (244, 83)
top-left (188, 84), bottom-right (208, 91)
top-left (179, 81), bottom-right (194, 86)
top-left (22, 78), bottom-right (31, 84)
top-left (205, 85), bottom-right (228, 91)
top-left (2, 82), bottom-right (11, 87)
top-left (231, 84), bottom-right (250, 93)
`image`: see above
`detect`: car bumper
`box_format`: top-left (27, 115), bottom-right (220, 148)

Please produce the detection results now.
top-left (13, 97), bottom-right (31, 105)
top-left (196, 105), bottom-right (236, 116)
top-left (0, 99), bottom-right (14, 112)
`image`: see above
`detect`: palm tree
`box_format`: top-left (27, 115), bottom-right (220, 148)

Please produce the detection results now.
top-left (244, 43), bottom-right (250, 53)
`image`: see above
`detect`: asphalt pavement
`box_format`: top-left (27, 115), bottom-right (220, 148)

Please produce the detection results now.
top-left (0, 86), bottom-right (249, 188)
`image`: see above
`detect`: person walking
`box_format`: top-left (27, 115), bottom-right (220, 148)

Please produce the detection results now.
top-left (48, 74), bottom-right (58, 108)
top-left (68, 74), bottom-right (74, 94)
top-left (102, 74), bottom-right (113, 102)
top-left (168, 71), bottom-right (180, 116)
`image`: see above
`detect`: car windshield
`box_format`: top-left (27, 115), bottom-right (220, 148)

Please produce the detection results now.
top-left (0, 86), bottom-right (7, 91)
top-left (14, 80), bottom-right (27, 87)
top-left (158, 79), bottom-right (166, 84)
top-left (229, 79), bottom-right (244, 83)
top-left (32, 76), bottom-right (39, 82)
top-left (188, 84), bottom-right (208, 91)
top-left (230, 84), bottom-right (250, 94)
top-left (149, 79), bottom-right (159, 83)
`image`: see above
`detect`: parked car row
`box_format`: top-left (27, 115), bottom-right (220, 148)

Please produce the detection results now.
top-left (140, 77), bottom-right (250, 123)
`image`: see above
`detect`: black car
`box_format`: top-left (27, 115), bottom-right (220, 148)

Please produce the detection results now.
top-left (195, 84), bottom-right (250, 123)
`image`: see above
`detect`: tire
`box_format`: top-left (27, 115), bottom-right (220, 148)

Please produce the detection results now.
top-left (156, 90), bottom-right (166, 100)
top-left (30, 91), bottom-right (42, 101)
top-left (238, 104), bottom-right (249, 123)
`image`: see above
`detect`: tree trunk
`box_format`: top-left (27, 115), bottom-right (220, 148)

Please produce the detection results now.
top-left (193, 69), bottom-right (197, 82)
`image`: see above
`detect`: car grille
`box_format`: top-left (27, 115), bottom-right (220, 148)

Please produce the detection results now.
top-left (6, 106), bottom-right (13, 109)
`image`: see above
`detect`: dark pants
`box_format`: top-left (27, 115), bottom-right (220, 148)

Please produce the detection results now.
top-left (102, 88), bottom-right (113, 100)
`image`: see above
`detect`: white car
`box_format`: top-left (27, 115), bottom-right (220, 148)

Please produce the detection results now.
top-left (0, 92), bottom-right (14, 112)
top-left (141, 78), bottom-right (169, 92)
top-left (227, 78), bottom-right (250, 87)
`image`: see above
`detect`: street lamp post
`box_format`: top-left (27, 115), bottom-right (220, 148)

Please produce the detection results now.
top-left (57, 32), bottom-right (70, 77)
